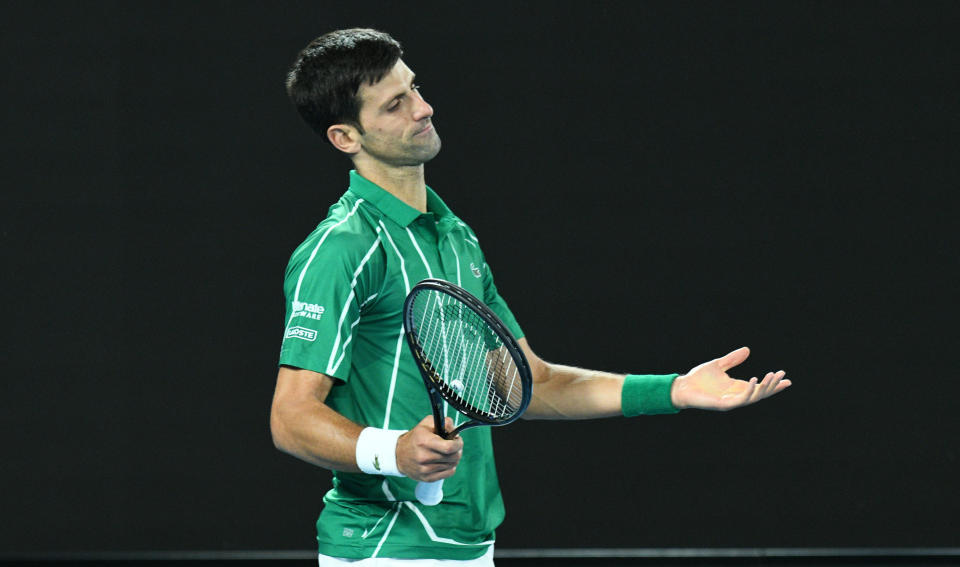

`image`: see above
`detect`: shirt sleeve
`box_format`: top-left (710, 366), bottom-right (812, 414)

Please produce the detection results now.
top-left (480, 253), bottom-right (524, 341)
top-left (278, 225), bottom-right (383, 381)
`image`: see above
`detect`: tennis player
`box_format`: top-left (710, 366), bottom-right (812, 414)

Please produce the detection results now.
top-left (271, 28), bottom-right (791, 567)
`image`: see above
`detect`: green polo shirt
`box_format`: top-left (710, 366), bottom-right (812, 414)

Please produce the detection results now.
top-left (279, 171), bottom-right (524, 560)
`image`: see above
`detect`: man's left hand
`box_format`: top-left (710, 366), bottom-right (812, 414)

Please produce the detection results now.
top-left (671, 347), bottom-right (791, 411)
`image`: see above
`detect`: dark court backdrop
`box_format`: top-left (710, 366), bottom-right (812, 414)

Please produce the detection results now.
top-left (2, 0), bottom-right (958, 554)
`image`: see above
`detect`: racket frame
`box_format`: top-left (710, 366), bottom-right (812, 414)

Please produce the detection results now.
top-left (403, 278), bottom-right (533, 439)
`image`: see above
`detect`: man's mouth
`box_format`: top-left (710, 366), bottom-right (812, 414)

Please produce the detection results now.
top-left (414, 123), bottom-right (433, 136)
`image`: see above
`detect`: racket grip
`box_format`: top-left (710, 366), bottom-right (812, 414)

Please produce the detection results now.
top-left (415, 479), bottom-right (444, 506)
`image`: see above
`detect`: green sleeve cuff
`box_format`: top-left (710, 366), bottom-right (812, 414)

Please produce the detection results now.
top-left (621, 374), bottom-right (680, 416)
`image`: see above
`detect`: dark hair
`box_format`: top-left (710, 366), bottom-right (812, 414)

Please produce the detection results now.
top-left (286, 28), bottom-right (403, 139)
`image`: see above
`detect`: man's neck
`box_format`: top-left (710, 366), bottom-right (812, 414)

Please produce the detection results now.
top-left (354, 158), bottom-right (428, 213)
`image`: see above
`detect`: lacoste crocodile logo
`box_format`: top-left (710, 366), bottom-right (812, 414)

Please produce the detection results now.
top-left (373, 455), bottom-right (381, 471)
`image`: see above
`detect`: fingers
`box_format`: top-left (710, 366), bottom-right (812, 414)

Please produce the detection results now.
top-left (397, 416), bottom-right (464, 482)
top-left (757, 370), bottom-right (789, 398)
top-left (741, 370), bottom-right (790, 406)
top-left (442, 416), bottom-right (456, 436)
top-left (416, 415), bottom-right (463, 455)
top-left (717, 368), bottom-right (791, 410)
top-left (718, 346), bottom-right (751, 372)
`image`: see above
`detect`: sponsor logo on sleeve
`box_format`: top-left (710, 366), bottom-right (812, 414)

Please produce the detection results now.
top-left (470, 262), bottom-right (482, 278)
top-left (285, 326), bottom-right (318, 342)
top-left (292, 301), bottom-right (325, 320)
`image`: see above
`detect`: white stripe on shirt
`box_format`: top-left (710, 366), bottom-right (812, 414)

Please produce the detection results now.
top-left (377, 221), bottom-right (411, 429)
top-left (327, 233), bottom-right (382, 374)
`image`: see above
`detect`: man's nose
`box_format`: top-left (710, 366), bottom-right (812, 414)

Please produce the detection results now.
top-left (411, 90), bottom-right (434, 121)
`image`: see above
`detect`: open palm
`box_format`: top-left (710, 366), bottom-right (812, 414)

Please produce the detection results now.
top-left (671, 347), bottom-right (791, 411)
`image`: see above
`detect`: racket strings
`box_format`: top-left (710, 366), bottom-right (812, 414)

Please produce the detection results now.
top-left (412, 289), bottom-right (525, 420)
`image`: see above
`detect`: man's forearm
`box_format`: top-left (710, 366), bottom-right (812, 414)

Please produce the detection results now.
top-left (518, 339), bottom-right (680, 419)
top-left (524, 361), bottom-right (628, 419)
top-left (270, 391), bottom-right (365, 472)
top-left (270, 366), bottom-right (464, 480)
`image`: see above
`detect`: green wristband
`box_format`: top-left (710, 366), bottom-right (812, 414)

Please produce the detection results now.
top-left (621, 374), bottom-right (680, 416)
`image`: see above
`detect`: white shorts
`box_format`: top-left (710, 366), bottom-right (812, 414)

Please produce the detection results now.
top-left (318, 546), bottom-right (494, 567)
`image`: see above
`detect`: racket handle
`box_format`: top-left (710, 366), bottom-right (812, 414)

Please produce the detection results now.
top-left (415, 479), bottom-right (444, 506)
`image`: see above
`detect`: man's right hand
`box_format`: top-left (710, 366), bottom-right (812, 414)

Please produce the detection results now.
top-left (396, 416), bottom-right (463, 482)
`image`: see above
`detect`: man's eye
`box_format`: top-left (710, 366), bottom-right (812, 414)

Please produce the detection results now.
top-left (387, 100), bottom-right (400, 112)
top-left (412, 83), bottom-right (421, 91)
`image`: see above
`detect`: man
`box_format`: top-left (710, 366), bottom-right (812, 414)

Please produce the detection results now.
top-left (271, 28), bottom-right (790, 566)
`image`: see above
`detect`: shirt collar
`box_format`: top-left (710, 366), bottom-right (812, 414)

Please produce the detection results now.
top-left (348, 170), bottom-right (453, 228)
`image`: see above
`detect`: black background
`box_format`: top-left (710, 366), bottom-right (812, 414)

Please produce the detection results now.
top-left (2, 0), bottom-right (958, 554)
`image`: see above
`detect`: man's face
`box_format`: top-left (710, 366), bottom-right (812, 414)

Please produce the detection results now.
top-left (354, 59), bottom-right (441, 166)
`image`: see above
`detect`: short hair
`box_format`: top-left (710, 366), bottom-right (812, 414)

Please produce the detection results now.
top-left (286, 28), bottom-right (403, 139)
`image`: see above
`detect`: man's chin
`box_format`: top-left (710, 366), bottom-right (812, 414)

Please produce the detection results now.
top-left (410, 138), bottom-right (442, 165)
top-left (422, 140), bottom-right (442, 163)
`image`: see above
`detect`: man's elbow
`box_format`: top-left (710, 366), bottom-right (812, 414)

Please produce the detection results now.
top-left (269, 404), bottom-right (292, 453)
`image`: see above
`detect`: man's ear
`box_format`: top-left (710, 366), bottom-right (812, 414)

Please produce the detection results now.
top-left (327, 123), bottom-right (362, 155)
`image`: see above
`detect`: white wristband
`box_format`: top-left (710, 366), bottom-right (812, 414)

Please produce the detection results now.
top-left (355, 427), bottom-right (406, 477)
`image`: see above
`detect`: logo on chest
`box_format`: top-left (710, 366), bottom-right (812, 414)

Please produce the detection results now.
top-left (470, 262), bottom-right (482, 278)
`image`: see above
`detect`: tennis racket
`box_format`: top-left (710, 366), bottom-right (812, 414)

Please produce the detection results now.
top-left (402, 278), bottom-right (533, 506)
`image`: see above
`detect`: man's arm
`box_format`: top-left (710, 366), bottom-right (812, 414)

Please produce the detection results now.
top-left (270, 366), bottom-right (463, 481)
top-left (519, 339), bottom-right (790, 420)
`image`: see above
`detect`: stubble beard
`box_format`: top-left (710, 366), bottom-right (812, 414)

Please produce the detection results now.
top-left (364, 130), bottom-right (442, 168)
